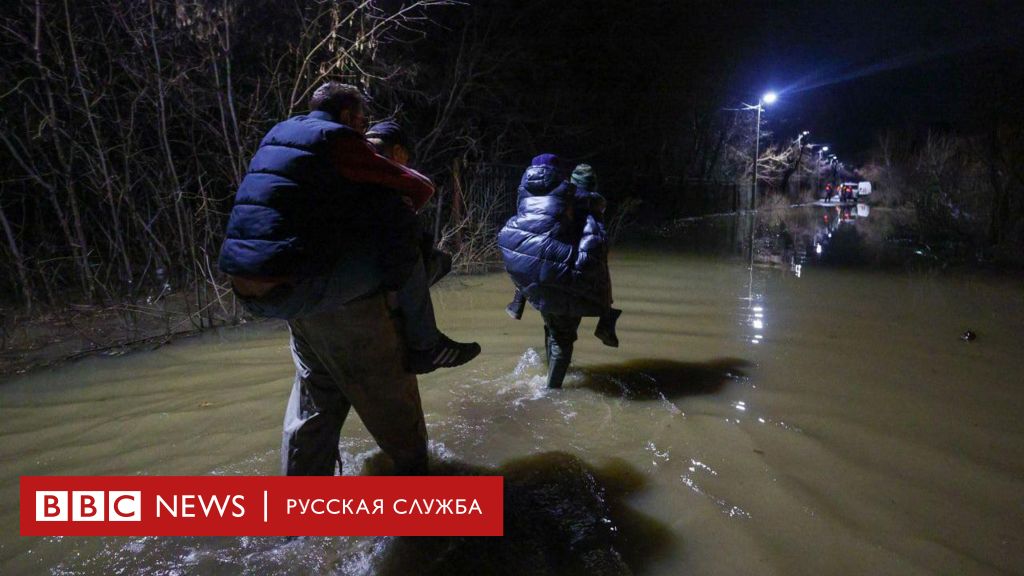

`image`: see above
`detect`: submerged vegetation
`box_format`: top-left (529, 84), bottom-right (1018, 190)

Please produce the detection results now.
top-left (860, 125), bottom-right (1024, 265)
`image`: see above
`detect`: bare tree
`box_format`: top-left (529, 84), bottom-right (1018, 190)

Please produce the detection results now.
top-left (0, 0), bottom-right (454, 332)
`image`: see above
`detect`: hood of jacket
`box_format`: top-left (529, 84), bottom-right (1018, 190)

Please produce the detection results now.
top-left (520, 164), bottom-right (565, 197)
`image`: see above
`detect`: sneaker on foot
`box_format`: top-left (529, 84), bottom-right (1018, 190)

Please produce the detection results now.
top-left (407, 334), bottom-right (481, 374)
top-left (594, 307), bottom-right (622, 348)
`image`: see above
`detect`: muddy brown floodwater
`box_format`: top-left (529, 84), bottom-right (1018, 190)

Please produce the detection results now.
top-left (2, 207), bottom-right (1023, 575)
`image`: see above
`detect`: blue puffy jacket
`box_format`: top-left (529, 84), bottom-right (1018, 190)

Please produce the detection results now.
top-left (498, 165), bottom-right (611, 317)
top-left (218, 110), bottom-right (418, 282)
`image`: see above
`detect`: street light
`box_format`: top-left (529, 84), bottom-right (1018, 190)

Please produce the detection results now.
top-left (794, 131), bottom-right (810, 195)
top-left (748, 91), bottom-right (777, 208)
top-left (814, 145), bottom-right (830, 198)
top-left (829, 156), bottom-right (839, 195)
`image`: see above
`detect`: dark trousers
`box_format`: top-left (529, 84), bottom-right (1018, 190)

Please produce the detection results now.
top-left (541, 313), bottom-right (581, 389)
top-left (240, 249), bottom-right (447, 352)
top-left (282, 294), bottom-right (428, 476)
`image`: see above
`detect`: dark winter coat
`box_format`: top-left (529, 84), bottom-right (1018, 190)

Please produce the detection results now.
top-left (498, 165), bottom-right (611, 317)
top-left (218, 110), bottom-right (418, 283)
top-left (573, 186), bottom-right (612, 307)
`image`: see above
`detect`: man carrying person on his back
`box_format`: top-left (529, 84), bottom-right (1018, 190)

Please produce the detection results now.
top-left (498, 155), bottom-right (621, 389)
top-left (218, 82), bottom-right (478, 475)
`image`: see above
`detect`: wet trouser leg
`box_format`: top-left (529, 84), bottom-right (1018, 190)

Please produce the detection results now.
top-left (395, 255), bottom-right (441, 351)
top-left (424, 246), bottom-right (452, 287)
top-left (282, 294), bottom-right (428, 476)
top-left (541, 313), bottom-right (581, 389)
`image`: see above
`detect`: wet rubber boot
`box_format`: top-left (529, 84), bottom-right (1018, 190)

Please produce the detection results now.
top-left (506, 290), bottom-right (526, 320)
top-left (506, 298), bottom-right (525, 320)
top-left (547, 357), bottom-right (570, 389)
top-left (546, 329), bottom-right (572, 389)
top-left (594, 307), bottom-right (621, 348)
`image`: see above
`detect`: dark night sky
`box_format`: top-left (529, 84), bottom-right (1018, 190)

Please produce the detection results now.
top-left (440, 0), bottom-right (1023, 166)
top-left (725, 0), bottom-right (1024, 162)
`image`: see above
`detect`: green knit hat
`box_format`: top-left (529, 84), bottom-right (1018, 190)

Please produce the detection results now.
top-left (571, 164), bottom-right (597, 190)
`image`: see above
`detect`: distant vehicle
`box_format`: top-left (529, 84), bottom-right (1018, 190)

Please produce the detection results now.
top-left (841, 182), bottom-right (872, 196)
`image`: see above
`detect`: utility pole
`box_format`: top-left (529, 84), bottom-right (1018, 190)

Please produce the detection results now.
top-left (751, 103), bottom-right (761, 210)
top-left (794, 131), bottom-right (809, 197)
top-left (748, 91), bottom-right (776, 210)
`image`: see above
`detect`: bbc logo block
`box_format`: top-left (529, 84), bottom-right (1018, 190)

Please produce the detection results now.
top-left (35, 491), bottom-right (141, 522)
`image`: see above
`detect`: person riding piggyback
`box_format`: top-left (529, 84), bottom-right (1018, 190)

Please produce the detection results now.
top-left (497, 154), bottom-right (621, 389)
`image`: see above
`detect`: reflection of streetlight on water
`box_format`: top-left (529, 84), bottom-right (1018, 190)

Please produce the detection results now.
top-left (747, 298), bottom-right (766, 344)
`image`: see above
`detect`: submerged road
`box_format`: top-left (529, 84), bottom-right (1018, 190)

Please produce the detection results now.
top-left (2, 207), bottom-right (1023, 575)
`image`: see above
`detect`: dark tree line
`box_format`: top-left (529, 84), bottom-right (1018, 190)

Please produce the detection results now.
top-left (0, 0), bottom-right (451, 319)
top-left (861, 79), bottom-right (1024, 263)
top-left (7, 0), bottom-right (1015, 329)
top-left (0, 0), bottom-right (768, 322)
